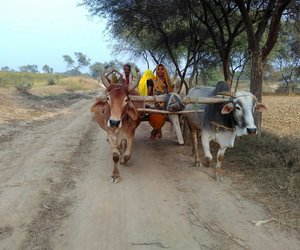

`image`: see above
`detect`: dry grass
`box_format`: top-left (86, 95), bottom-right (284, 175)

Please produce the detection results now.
top-left (0, 75), bottom-right (98, 124)
top-left (226, 134), bottom-right (300, 230)
top-left (262, 95), bottom-right (300, 137)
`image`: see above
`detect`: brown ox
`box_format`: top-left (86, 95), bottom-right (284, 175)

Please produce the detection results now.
top-left (91, 74), bottom-right (142, 183)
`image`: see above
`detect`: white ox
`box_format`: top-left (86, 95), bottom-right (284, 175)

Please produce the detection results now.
top-left (185, 81), bottom-right (267, 181)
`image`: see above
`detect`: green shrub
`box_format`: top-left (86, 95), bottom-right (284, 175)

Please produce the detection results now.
top-left (47, 78), bottom-right (56, 85)
top-left (15, 82), bottom-right (33, 92)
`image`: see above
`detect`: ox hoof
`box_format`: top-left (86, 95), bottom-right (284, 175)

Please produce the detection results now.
top-left (214, 175), bottom-right (224, 182)
top-left (120, 155), bottom-right (130, 165)
top-left (111, 175), bottom-right (121, 183)
top-left (214, 170), bottom-right (223, 182)
top-left (193, 162), bottom-right (202, 168)
top-left (205, 158), bottom-right (212, 168)
top-left (123, 155), bottom-right (130, 164)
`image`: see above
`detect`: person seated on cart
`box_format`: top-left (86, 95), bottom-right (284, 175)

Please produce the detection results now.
top-left (138, 64), bottom-right (173, 140)
top-left (122, 63), bottom-right (134, 86)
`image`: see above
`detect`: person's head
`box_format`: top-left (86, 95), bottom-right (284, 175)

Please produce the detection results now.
top-left (123, 64), bottom-right (131, 75)
top-left (156, 64), bottom-right (165, 78)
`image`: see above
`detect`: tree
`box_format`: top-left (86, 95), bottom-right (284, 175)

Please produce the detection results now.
top-left (62, 52), bottom-right (91, 74)
top-left (89, 59), bottom-right (126, 79)
top-left (42, 64), bottom-right (53, 74)
top-left (63, 55), bottom-right (75, 69)
top-left (1, 66), bottom-right (10, 71)
top-left (90, 62), bottom-right (104, 79)
top-left (19, 64), bottom-right (38, 73)
top-left (274, 20), bottom-right (300, 94)
top-left (185, 0), bottom-right (247, 86)
top-left (234, 0), bottom-right (292, 132)
top-left (81, 0), bottom-right (217, 92)
top-left (82, 0), bottom-right (293, 97)
top-left (234, 0), bottom-right (292, 101)
top-left (74, 52), bottom-right (91, 71)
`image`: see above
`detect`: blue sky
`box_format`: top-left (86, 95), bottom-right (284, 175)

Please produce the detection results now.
top-left (0, 0), bottom-right (118, 72)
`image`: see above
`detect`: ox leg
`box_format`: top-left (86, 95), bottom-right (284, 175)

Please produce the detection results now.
top-left (123, 136), bottom-right (134, 164)
top-left (201, 133), bottom-right (213, 167)
top-left (214, 147), bottom-right (227, 181)
top-left (112, 149), bottom-right (121, 183)
top-left (120, 139), bottom-right (127, 164)
top-left (191, 130), bottom-right (201, 167)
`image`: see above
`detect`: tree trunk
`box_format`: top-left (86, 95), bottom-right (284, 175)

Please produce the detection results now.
top-left (250, 50), bottom-right (264, 135)
top-left (188, 63), bottom-right (197, 89)
top-left (250, 51), bottom-right (264, 101)
top-left (223, 58), bottom-right (233, 88)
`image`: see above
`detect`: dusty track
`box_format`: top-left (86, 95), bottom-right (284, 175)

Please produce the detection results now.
top-left (0, 98), bottom-right (299, 250)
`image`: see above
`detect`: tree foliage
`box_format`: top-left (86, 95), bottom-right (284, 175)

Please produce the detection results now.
top-left (42, 64), bottom-right (53, 74)
top-left (81, 0), bottom-right (294, 96)
top-left (19, 64), bottom-right (38, 73)
top-left (234, 0), bottom-right (292, 100)
top-left (63, 52), bottom-right (91, 75)
top-left (89, 59), bottom-right (138, 79)
top-left (272, 19), bottom-right (300, 93)
top-left (1, 66), bottom-right (11, 71)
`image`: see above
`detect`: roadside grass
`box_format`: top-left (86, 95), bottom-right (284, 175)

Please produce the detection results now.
top-left (0, 71), bottom-right (99, 97)
top-left (0, 71), bottom-right (63, 88)
top-left (58, 76), bottom-right (99, 91)
top-left (0, 72), bottom-right (99, 123)
top-left (226, 133), bottom-right (300, 231)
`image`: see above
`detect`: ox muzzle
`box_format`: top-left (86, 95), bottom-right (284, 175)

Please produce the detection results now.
top-left (246, 127), bottom-right (257, 135)
top-left (108, 118), bottom-right (122, 128)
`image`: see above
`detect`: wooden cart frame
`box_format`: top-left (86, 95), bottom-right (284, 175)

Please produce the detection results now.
top-left (129, 94), bottom-right (230, 145)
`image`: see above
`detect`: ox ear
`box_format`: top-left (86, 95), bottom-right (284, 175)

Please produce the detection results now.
top-left (126, 101), bottom-right (138, 121)
top-left (90, 96), bottom-right (107, 113)
top-left (256, 103), bottom-right (267, 112)
top-left (221, 103), bottom-right (234, 114)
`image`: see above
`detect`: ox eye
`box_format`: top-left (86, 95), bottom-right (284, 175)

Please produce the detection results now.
top-left (125, 98), bottom-right (129, 102)
top-left (106, 96), bottom-right (110, 101)
top-left (235, 105), bottom-right (241, 110)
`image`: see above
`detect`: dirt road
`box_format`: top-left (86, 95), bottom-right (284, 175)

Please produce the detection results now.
top-left (0, 98), bottom-right (299, 250)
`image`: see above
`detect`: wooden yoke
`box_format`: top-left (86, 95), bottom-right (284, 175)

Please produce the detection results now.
top-left (128, 95), bottom-right (230, 105)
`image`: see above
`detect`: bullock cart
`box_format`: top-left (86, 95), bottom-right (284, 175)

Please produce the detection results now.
top-left (128, 94), bottom-right (230, 145)
top-left (93, 71), bottom-right (232, 182)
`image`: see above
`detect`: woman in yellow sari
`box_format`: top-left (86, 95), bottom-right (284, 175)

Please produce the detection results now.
top-left (138, 69), bottom-right (155, 96)
top-left (138, 64), bottom-right (173, 139)
top-left (149, 64), bottom-right (173, 139)
top-left (152, 64), bottom-right (173, 95)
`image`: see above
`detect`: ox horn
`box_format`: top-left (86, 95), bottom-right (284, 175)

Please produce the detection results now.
top-left (101, 72), bottom-right (110, 89)
top-left (252, 95), bottom-right (259, 104)
top-left (217, 91), bottom-right (236, 98)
